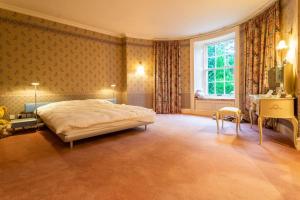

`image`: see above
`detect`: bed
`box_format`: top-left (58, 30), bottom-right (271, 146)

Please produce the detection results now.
top-left (31, 99), bottom-right (155, 148)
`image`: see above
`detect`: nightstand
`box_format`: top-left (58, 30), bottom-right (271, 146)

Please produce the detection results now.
top-left (10, 118), bottom-right (38, 131)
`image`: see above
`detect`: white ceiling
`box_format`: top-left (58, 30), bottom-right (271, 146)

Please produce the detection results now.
top-left (0, 0), bottom-right (275, 39)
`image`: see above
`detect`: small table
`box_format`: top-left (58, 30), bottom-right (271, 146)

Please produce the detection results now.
top-left (11, 118), bottom-right (38, 131)
top-left (249, 95), bottom-right (299, 149)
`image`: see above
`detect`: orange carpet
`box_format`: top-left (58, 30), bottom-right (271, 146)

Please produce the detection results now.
top-left (1, 114), bottom-right (300, 200)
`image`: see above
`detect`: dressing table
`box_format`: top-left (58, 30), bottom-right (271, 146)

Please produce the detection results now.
top-left (249, 95), bottom-right (299, 150)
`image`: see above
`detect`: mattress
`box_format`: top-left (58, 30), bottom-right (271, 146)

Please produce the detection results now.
top-left (37, 99), bottom-right (156, 139)
top-left (57, 117), bottom-right (153, 142)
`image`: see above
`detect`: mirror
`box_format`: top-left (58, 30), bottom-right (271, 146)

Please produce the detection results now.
top-left (268, 67), bottom-right (281, 91)
top-left (268, 64), bottom-right (295, 95)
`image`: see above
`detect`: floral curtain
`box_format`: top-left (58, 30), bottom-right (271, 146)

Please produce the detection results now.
top-left (240, 1), bottom-right (280, 120)
top-left (154, 41), bottom-right (181, 114)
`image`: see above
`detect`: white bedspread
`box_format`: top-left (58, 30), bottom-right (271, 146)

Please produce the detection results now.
top-left (37, 99), bottom-right (156, 134)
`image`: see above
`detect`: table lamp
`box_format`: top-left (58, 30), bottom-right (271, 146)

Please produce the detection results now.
top-left (31, 82), bottom-right (39, 127)
top-left (110, 84), bottom-right (116, 102)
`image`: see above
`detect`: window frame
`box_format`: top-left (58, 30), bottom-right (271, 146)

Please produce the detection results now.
top-left (190, 27), bottom-right (240, 110)
top-left (203, 39), bottom-right (235, 97)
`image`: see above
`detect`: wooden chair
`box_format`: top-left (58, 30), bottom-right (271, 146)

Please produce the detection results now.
top-left (216, 107), bottom-right (241, 134)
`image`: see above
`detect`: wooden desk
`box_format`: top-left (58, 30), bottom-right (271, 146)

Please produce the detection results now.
top-left (249, 95), bottom-right (299, 150)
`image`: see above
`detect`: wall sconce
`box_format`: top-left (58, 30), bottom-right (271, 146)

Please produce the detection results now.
top-left (276, 40), bottom-right (288, 68)
top-left (286, 39), bottom-right (296, 63)
top-left (136, 62), bottom-right (145, 76)
top-left (276, 40), bottom-right (288, 50)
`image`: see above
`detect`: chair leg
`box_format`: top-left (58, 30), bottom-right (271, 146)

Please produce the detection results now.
top-left (221, 114), bottom-right (224, 128)
top-left (236, 114), bottom-right (239, 134)
top-left (258, 117), bottom-right (263, 145)
top-left (239, 114), bottom-right (241, 131)
top-left (70, 141), bottom-right (73, 149)
top-left (216, 112), bottom-right (220, 133)
top-left (249, 109), bottom-right (253, 128)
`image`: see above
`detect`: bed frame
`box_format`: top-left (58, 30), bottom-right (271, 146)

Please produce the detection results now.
top-left (24, 99), bottom-right (152, 149)
top-left (58, 122), bottom-right (150, 149)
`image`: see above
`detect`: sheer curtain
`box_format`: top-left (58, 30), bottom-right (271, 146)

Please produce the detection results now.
top-left (154, 41), bottom-right (181, 114)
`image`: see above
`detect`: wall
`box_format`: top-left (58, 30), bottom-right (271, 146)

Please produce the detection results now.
top-left (0, 8), bottom-right (125, 115)
top-left (276, 0), bottom-right (298, 138)
top-left (281, 0), bottom-right (298, 96)
top-left (180, 40), bottom-right (191, 108)
top-left (124, 38), bottom-right (154, 108)
top-left (0, 8), bottom-right (191, 116)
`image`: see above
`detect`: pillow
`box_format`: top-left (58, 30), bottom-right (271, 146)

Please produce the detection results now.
top-left (86, 99), bottom-right (114, 104)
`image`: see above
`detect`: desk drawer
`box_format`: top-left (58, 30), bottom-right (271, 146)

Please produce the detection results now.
top-left (260, 99), bottom-right (294, 118)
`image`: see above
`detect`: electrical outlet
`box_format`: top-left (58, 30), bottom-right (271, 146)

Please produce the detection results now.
top-left (9, 115), bottom-right (15, 120)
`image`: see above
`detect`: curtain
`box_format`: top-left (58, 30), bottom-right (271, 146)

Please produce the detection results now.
top-left (154, 41), bottom-right (181, 114)
top-left (240, 1), bottom-right (280, 120)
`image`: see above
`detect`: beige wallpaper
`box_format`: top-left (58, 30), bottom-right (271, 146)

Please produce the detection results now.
top-left (180, 40), bottom-right (191, 108)
top-left (280, 0), bottom-right (298, 96)
top-left (0, 8), bottom-right (125, 115)
top-left (0, 8), bottom-right (191, 116)
top-left (124, 38), bottom-right (154, 108)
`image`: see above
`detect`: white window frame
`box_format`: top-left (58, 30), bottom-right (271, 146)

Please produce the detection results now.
top-left (190, 27), bottom-right (240, 109)
top-left (203, 39), bottom-right (235, 97)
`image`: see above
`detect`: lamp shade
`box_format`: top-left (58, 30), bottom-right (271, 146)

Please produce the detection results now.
top-left (136, 62), bottom-right (145, 76)
top-left (31, 82), bottom-right (40, 86)
top-left (276, 40), bottom-right (288, 50)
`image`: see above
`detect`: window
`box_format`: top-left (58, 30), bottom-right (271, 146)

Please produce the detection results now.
top-left (192, 32), bottom-right (236, 99)
top-left (205, 39), bottom-right (235, 96)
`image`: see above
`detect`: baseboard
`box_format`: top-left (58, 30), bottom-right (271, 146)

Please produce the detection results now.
top-left (181, 109), bottom-right (192, 114)
top-left (181, 109), bottom-right (214, 117)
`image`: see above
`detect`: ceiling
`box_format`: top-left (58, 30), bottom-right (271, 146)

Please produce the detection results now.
top-left (0, 0), bottom-right (275, 39)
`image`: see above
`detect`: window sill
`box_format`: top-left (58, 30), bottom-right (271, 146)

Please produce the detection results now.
top-left (195, 96), bottom-right (235, 101)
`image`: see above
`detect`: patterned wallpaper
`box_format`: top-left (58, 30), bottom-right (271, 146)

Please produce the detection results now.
top-left (124, 38), bottom-right (190, 109)
top-left (0, 8), bottom-right (191, 116)
top-left (0, 8), bottom-right (125, 115)
top-left (180, 40), bottom-right (191, 108)
top-left (124, 38), bottom-right (154, 108)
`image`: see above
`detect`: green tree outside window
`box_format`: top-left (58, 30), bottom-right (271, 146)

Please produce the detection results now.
top-left (206, 39), bottom-right (235, 96)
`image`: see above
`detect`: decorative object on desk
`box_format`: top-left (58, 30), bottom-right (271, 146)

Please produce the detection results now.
top-left (265, 90), bottom-right (274, 98)
top-left (0, 106), bottom-right (10, 136)
top-left (276, 88), bottom-right (282, 98)
top-left (195, 90), bottom-right (205, 99)
top-left (31, 82), bottom-right (40, 128)
top-left (286, 94), bottom-right (292, 98)
top-left (276, 86), bottom-right (286, 98)
top-left (110, 84), bottom-right (116, 100)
